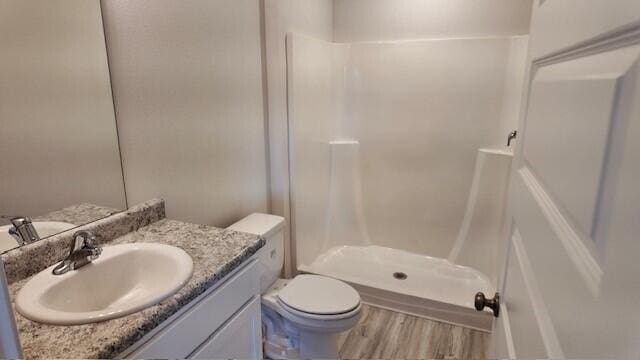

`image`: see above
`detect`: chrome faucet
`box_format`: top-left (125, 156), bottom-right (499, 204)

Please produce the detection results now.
top-left (52, 231), bottom-right (102, 275)
top-left (1, 216), bottom-right (40, 245)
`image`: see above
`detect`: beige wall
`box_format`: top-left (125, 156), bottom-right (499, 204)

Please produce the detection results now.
top-left (0, 0), bottom-right (126, 219)
top-left (333, 0), bottom-right (533, 42)
top-left (102, 0), bottom-right (269, 226)
top-left (264, 0), bottom-right (334, 275)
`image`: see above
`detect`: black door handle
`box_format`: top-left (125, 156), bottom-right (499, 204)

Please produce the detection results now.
top-left (475, 292), bottom-right (500, 317)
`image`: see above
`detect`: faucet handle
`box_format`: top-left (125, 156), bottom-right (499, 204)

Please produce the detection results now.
top-left (7, 216), bottom-right (32, 231)
top-left (54, 231), bottom-right (102, 275)
top-left (70, 230), bottom-right (97, 252)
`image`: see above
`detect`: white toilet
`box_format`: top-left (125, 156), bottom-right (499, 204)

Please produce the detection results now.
top-left (228, 213), bottom-right (362, 359)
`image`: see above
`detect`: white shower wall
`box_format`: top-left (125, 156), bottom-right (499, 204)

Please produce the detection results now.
top-left (287, 35), bottom-right (349, 267)
top-left (288, 34), bottom-right (527, 268)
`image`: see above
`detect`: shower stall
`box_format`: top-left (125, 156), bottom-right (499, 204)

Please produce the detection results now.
top-left (286, 34), bottom-right (527, 331)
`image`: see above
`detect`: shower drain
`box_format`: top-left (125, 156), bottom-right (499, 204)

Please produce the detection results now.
top-left (393, 272), bottom-right (408, 280)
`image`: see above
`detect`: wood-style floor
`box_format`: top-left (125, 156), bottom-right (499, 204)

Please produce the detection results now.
top-left (337, 304), bottom-right (488, 360)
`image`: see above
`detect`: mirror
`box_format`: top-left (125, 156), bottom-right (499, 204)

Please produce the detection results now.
top-left (0, 0), bottom-right (127, 253)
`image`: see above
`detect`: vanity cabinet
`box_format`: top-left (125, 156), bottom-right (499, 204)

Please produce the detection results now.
top-left (190, 296), bottom-right (262, 359)
top-left (120, 259), bottom-right (262, 359)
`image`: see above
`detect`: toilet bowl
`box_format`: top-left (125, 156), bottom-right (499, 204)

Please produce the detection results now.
top-left (262, 276), bottom-right (361, 359)
top-left (228, 214), bottom-right (362, 359)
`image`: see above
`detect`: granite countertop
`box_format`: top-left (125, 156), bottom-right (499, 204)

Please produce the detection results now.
top-left (34, 203), bottom-right (120, 227)
top-left (8, 218), bottom-right (264, 359)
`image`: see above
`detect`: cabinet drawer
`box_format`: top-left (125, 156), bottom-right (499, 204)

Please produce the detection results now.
top-left (130, 260), bottom-right (259, 359)
top-left (189, 296), bottom-right (262, 359)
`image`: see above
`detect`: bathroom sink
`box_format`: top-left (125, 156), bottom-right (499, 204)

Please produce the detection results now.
top-left (0, 221), bottom-right (75, 253)
top-left (16, 243), bottom-right (193, 325)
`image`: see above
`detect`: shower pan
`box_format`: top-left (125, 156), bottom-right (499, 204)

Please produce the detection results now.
top-left (293, 142), bottom-right (512, 331)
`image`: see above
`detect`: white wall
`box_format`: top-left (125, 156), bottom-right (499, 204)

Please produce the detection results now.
top-left (264, 0), bottom-right (334, 275)
top-left (102, 0), bottom-right (268, 226)
top-left (333, 0), bottom-right (533, 42)
top-left (495, 37), bottom-right (529, 148)
top-left (287, 34), bottom-right (348, 267)
top-left (288, 35), bottom-right (527, 265)
top-left (274, 0), bottom-right (531, 270)
top-left (345, 38), bottom-right (519, 257)
top-left (452, 150), bottom-right (513, 286)
top-left (0, 0), bottom-right (126, 219)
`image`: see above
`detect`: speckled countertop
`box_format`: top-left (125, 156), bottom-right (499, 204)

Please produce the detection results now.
top-left (7, 214), bottom-right (264, 359)
top-left (34, 203), bottom-right (120, 226)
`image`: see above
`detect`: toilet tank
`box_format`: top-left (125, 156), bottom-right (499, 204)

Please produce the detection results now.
top-left (227, 213), bottom-right (285, 293)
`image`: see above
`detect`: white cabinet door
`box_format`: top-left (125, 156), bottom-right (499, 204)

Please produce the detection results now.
top-left (495, 1), bottom-right (640, 359)
top-left (189, 296), bottom-right (263, 360)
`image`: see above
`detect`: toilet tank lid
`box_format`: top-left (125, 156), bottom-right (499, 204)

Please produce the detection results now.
top-left (227, 213), bottom-right (285, 238)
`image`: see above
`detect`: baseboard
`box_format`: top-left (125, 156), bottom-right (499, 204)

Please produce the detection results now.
top-left (347, 281), bottom-right (493, 332)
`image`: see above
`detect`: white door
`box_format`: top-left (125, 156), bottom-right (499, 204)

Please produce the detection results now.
top-left (492, 1), bottom-right (640, 359)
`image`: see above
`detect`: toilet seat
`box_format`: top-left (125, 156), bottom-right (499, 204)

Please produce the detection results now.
top-left (277, 297), bottom-right (362, 321)
top-left (276, 275), bottom-right (361, 316)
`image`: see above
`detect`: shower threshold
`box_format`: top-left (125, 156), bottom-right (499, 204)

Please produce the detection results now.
top-left (299, 245), bottom-right (494, 332)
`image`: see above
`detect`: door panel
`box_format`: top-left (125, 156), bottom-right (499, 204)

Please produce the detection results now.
top-left (502, 231), bottom-right (548, 358)
top-left (523, 46), bottom-right (640, 238)
top-left (507, 47), bottom-right (640, 358)
top-left (499, 1), bottom-right (640, 358)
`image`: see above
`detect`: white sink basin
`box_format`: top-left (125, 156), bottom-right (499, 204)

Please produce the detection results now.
top-left (16, 243), bottom-right (193, 325)
top-left (0, 221), bottom-right (75, 253)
